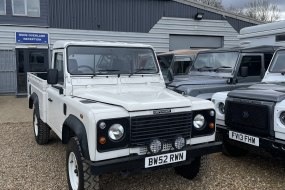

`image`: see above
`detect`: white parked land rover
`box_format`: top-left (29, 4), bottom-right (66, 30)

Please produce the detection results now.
top-left (28, 41), bottom-right (221, 190)
top-left (212, 48), bottom-right (285, 157)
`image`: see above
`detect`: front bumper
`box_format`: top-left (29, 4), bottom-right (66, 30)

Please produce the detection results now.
top-left (217, 124), bottom-right (285, 153)
top-left (90, 141), bottom-right (222, 175)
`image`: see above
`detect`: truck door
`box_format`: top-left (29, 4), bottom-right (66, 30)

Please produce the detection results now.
top-left (236, 53), bottom-right (264, 83)
top-left (46, 50), bottom-right (66, 136)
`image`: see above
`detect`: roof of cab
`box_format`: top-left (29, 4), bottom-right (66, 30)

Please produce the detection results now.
top-left (199, 45), bottom-right (281, 54)
top-left (52, 40), bottom-right (154, 49)
top-left (240, 20), bottom-right (285, 35)
top-left (157, 49), bottom-right (208, 56)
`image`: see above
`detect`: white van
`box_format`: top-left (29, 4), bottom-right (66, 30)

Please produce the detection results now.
top-left (239, 20), bottom-right (285, 47)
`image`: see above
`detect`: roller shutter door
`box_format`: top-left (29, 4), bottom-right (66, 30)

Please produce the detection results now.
top-left (170, 35), bottom-right (223, 50)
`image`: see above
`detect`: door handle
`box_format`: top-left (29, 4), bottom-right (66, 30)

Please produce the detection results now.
top-left (48, 98), bottom-right (53, 102)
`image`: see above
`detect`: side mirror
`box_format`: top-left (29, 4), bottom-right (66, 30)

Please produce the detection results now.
top-left (47, 69), bottom-right (58, 85)
top-left (240, 66), bottom-right (248, 77)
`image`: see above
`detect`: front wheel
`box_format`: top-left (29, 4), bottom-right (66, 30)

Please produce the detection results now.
top-left (66, 137), bottom-right (100, 190)
top-left (175, 155), bottom-right (208, 180)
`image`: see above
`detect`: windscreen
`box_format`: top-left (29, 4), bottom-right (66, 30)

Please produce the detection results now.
top-left (191, 52), bottom-right (239, 73)
top-left (269, 50), bottom-right (285, 73)
top-left (67, 46), bottom-right (158, 75)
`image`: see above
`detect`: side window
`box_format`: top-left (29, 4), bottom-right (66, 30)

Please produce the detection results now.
top-left (264, 54), bottom-right (273, 70)
top-left (0, 0), bottom-right (6, 15)
top-left (239, 56), bottom-right (262, 76)
top-left (173, 60), bottom-right (192, 75)
top-left (54, 53), bottom-right (64, 85)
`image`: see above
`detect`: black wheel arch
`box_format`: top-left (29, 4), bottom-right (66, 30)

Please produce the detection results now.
top-left (29, 92), bottom-right (40, 120)
top-left (62, 115), bottom-right (90, 160)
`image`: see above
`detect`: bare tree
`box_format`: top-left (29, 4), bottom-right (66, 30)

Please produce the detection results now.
top-left (193, 0), bottom-right (224, 9)
top-left (228, 0), bottom-right (280, 22)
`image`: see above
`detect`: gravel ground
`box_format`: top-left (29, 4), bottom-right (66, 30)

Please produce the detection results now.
top-left (1, 122), bottom-right (285, 190)
top-left (0, 96), bottom-right (32, 123)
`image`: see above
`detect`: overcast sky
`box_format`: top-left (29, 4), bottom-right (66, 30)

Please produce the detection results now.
top-left (222, 0), bottom-right (285, 20)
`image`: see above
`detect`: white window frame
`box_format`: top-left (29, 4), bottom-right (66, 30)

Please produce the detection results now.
top-left (12, 0), bottom-right (40, 17)
top-left (0, 0), bottom-right (6, 15)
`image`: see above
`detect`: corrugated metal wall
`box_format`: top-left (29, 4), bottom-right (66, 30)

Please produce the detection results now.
top-left (149, 17), bottom-right (239, 48)
top-left (49, 0), bottom-right (253, 33)
top-left (0, 25), bottom-right (169, 52)
top-left (0, 50), bottom-right (16, 93)
top-left (0, 0), bottom-right (49, 26)
top-left (48, 28), bottom-right (169, 53)
top-left (0, 16), bottom-right (240, 53)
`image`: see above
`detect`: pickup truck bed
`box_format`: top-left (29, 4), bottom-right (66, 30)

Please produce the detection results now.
top-left (28, 72), bottom-right (48, 122)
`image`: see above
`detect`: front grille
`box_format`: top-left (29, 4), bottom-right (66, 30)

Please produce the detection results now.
top-left (130, 112), bottom-right (192, 146)
top-left (225, 99), bottom-right (271, 136)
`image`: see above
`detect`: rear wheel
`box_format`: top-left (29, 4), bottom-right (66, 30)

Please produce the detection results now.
top-left (222, 140), bottom-right (248, 157)
top-left (175, 155), bottom-right (208, 180)
top-left (66, 137), bottom-right (100, 190)
top-left (33, 109), bottom-right (50, 145)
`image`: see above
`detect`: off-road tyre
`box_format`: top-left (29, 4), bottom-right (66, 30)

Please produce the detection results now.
top-left (174, 155), bottom-right (208, 180)
top-left (222, 140), bottom-right (248, 157)
top-left (66, 137), bottom-right (100, 190)
top-left (33, 109), bottom-right (50, 145)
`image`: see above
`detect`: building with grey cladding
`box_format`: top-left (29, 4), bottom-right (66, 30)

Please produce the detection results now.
top-left (0, 0), bottom-right (261, 95)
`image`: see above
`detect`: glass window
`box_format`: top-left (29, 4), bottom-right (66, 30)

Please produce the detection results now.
top-left (0, 0), bottom-right (6, 15)
top-left (238, 56), bottom-right (262, 76)
top-left (270, 50), bottom-right (285, 73)
top-left (67, 46), bottom-right (158, 75)
top-left (172, 60), bottom-right (192, 75)
top-left (27, 0), bottom-right (40, 17)
top-left (276, 34), bottom-right (285, 42)
top-left (12, 0), bottom-right (25, 15)
top-left (12, 0), bottom-right (40, 17)
top-left (192, 52), bottom-right (239, 73)
top-left (54, 53), bottom-right (64, 84)
top-left (29, 51), bottom-right (45, 72)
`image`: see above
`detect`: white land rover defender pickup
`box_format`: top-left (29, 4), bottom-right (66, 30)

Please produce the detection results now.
top-left (212, 48), bottom-right (285, 157)
top-left (28, 41), bottom-right (221, 190)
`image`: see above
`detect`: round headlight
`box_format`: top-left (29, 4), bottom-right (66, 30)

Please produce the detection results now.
top-left (280, 112), bottom-right (285, 125)
top-left (193, 114), bottom-right (205, 129)
top-left (108, 124), bottom-right (124, 141)
top-left (149, 139), bottom-right (162, 154)
top-left (218, 102), bottom-right (225, 114)
top-left (174, 137), bottom-right (185, 150)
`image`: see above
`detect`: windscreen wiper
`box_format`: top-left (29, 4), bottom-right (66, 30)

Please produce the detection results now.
top-left (197, 66), bottom-right (214, 71)
top-left (214, 66), bottom-right (232, 72)
top-left (97, 69), bottom-right (120, 73)
top-left (92, 69), bottom-right (120, 78)
top-left (129, 68), bottom-right (154, 77)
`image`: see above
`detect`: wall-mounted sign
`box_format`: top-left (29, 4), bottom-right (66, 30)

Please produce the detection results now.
top-left (16, 32), bottom-right (49, 44)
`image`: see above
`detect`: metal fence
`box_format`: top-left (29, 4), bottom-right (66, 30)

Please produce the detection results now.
top-left (0, 50), bottom-right (16, 94)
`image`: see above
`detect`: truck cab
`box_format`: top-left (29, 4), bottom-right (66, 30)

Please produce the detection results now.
top-left (212, 48), bottom-right (285, 157)
top-left (28, 41), bottom-right (221, 190)
top-left (157, 49), bottom-right (206, 81)
top-left (167, 46), bottom-right (278, 100)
